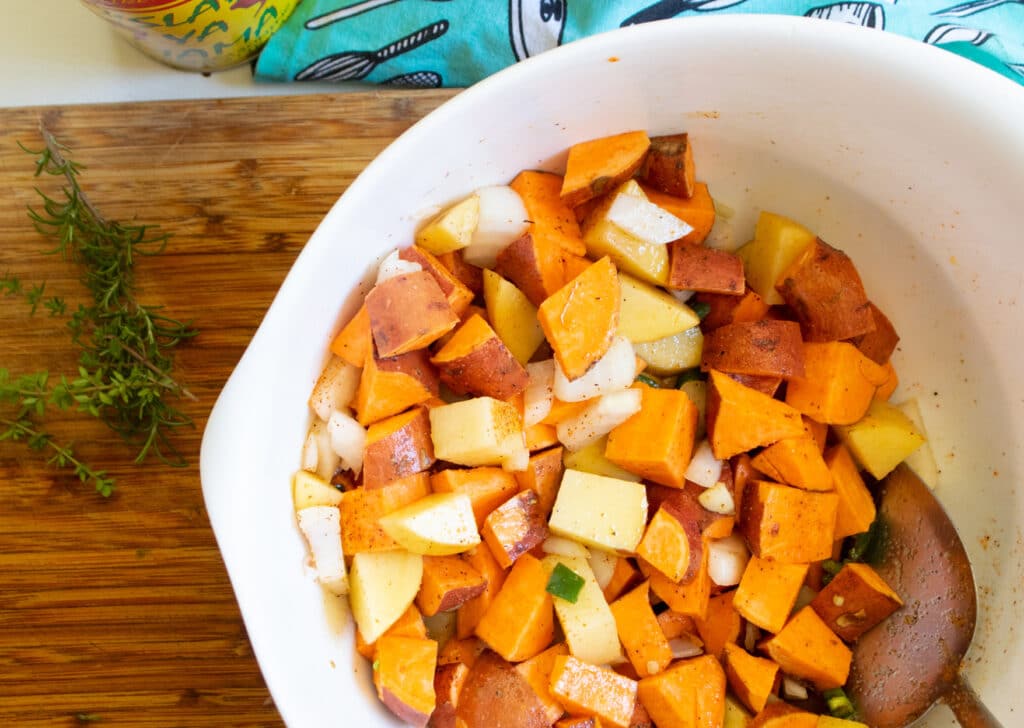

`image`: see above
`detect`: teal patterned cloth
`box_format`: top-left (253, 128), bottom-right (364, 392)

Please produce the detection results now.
top-left (254, 0), bottom-right (1024, 86)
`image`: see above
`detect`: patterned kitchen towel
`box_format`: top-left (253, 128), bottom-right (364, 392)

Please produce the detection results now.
top-left (254, 0), bottom-right (1024, 87)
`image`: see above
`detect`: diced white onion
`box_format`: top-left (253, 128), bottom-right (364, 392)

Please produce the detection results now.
top-left (554, 336), bottom-right (637, 403)
top-left (588, 548), bottom-right (618, 590)
top-left (308, 356), bottom-right (361, 422)
top-left (524, 360), bottom-right (555, 426)
top-left (605, 189), bottom-right (694, 245)
top-left (707, 533), bottom-right (750, 587)
top-left (782, 677), bottom-right (809, 701)
top-left (556, 388), bottom-right (642, 452)
top-left (461, 186), bottom-right (529, 268)
top-left (685, 439), bottom-right (722, 488)
top-left (375, 249), bottom-right (422, 284)
top-left (698, 481), bottom-right (735, 515)
top-left (327, 409), bottom-right (366, 476)
top-left (668, 635), bottom-right (704, 660)
top-left (542, 536), bottom-right (591, 560)
top-left (296, 505), bottom-right (348, 595)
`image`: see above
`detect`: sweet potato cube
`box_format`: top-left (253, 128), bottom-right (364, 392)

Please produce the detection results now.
top-left (511, 170), bottom-right (587, 256)
top-left (366, 270), bottom-right (459, 357)
top-left (354, 347), bottom-right (439, 426)
top-left (851, 300), bottom-right (900, 365)
top-left (373, 635), bottom-right (438, 728)
top-left (431, 314), bottom-right (530, 399)
top-left (760, 606), bottom-right (851, 690)
top-left (610, 581), bottom-right (673, 678)
top-left (635, 506), bottom-right (699, 584)
top-left (495, 231), bottom-right (570, 307)
top-left (669, 243), bottom-right (745, 295)
top-left (706, 369), bottom-right (806, 459)
top-left (430, 661), bottom-right (470, 728)
top-left (330, 304), bottom-right (371, 367)
top-left (696, 289), bottom-right (770, 332)
top-left (776, 238), bottom-right (874, 342)
top-left (431, 467), bottom-right (520, 529)
top-left (538, 256), bottom-right (620, 380)
top-left (561, 130), bottom-right (651, 208)
top-left (732, 555), bottom-right (809, 633)
top-left (701, 320), bottom-right (805, 379)
top-left (514, 446), bottom-right (565, 519)
top-left (416, 555), bottom-right (487, 616)
top-left (739, 480), bottom-right (838, 563)
top-left (340, 473), bottom-right (431, 554)
top-left (456, 544), bottom-right (508, 639)
top-left (824, 444), bottom-right (877, 539)
top-left (475, 553), bottom-right (554, 662)
top-left (694, 590), bottom-right (742, 661)
top-left (785, 341), bottom-right (888, 425)
top-left (456, 650), bottom-right (554, 728)
top-left (810, 562), bottom-right (902, 642)
top-left (363, 407), bottom-right (435, 488)
top-left (640, 181), bottom-right (716, 246)
top-left (638, 133), bottom-right (696, 199)
top-left (722, 643), bottom-right (779, 714)
top-left (640, 545), bottom-right (711, 620)
top-left (749, 702), bottom-right (818, 727)
top-left (602, 556), bottom-right (642, 603)
top-left (605, 385), bottom-right (698, 488)
top-left (355, 603), bottom-right (427, 660)
top-left (550, 655), bottom-right (639, 728)
top-left (399, 245), bottom-right (475, 316)
top-left (637, 654), bottom-right (726, 728)
top-left (482, 489), bottom-right (548, 569)
top-left (514, 642), bottom-right (572, 725)
top-left (750, 437), bottom-right (832, 492)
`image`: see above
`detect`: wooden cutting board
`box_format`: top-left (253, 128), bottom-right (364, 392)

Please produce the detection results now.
top-left (0, 89), bottom-right (457, 727)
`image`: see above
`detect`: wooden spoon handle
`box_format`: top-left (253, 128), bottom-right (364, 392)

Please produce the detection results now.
top-left (944, 673), bottom-right (1004, 728)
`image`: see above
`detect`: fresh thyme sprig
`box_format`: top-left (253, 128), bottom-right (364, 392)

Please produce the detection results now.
top-left (0, 125), bottom-right (199, 496)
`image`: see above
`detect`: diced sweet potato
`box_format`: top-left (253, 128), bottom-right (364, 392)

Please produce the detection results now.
top-left (429, 661), bottom-right (469, 728)
top-left (640, 182), bottom-right (716, 246)
top-left (366, 270), bottom-right (459, 357)
top-left (739, 480), bottom-right (838, 563)
top-left (363, 407), bottom-right (435, 488)
top-left (749, 701), bottom-right (818, 728)
top-left (456, 544), bottom-right (508, 639)
top-left (482, 489), bottom-right (549, 569)
top-left (701, 320), bottom-right (805, 380)
top-left (760, 606), bottom-right (851, 690)
top-left (514, 642), bottom-right (572, 725)
top-left (810, 562), bottom-right (902, 642)
top-left (697, 289), bottom-right (770, 332)
top-left (732, 555), bottom-right (809, 634)
top-left (355, 603), bottom-right (427, 660)
top-left (417, 555), bottom-right (487, 617)
top-left (776, 238), bottom-right (874, 342)
top-left (432, 314), bottom-right (530, 400)
top-left (637, 654), bottom-right (725, 728)
top-left (354, 347), bottom-right (439, 426)
top-left (605, 385), bottom-right (698, 488)
top-left (694, 590), bottom-right (742, 660)
top-left (636, 506), bottom-right (700, 584)
top-left (495, 231), bottom-right (569, 307)
top-left (431, 467), bottom-right (520, 529)
top-left (561, 130), bottom-right (651, 208)
top-left (399, 245), bottom-right (475, 316)
top-left (706, 369), bottom-right (806, 459)
top-left (340, 473), bottom-right (431, 554)
top-left (785, 341), bottom-right (888, 425)
top-left (330, 304), bottom-right (371, 367)
top-left (637, 133), bottom-right (696, 199)
top-left (550, 655), bottom-right (639, 728)
top-left (824, 444), bottom-right (877, 539)
top-left (475, 553), bottom-right (554, 662)
top-left (722, 643), bottom-right (779, 714)
top-left (668, 243), bottom-right (745, 295)
top-left (610, 581), bottom-right (673, 678)
top-left (373, 635), bottom-right (438, 728)
top-left (511, 170), bottom-right (587, 256)
top-left (514, 446), bottom-right (565, 519)
top-left (750, 437), bottom-right (832, 492)
top-left (538, 256), bottom-right (620, 380)
top-left (456, 650), bottom-right (554, 728)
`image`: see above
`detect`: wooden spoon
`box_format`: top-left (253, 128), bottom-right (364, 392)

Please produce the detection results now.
top-left (846, 464), bottom-right (1003, 727)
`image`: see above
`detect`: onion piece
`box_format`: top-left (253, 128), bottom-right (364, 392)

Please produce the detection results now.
top-left (375, 249), bottom-right (422, 284)
top-left (461, 186), bottom-right (529, 268)
top-left (707, 533), bottom-right (750, 587)
top-left (327, 409), bottom-right (366, 476)
top-left (556, 388), bottom-right (642, 452)
top-left (554, 335), bottom-right (636, 403)
top-left (685, 438), bottom-right (722, 488)
top-left (524, 360), bottom-right (555, 426)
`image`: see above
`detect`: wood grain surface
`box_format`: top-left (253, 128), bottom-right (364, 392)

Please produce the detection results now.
top-left (0, 89), bottom-right (457, 727)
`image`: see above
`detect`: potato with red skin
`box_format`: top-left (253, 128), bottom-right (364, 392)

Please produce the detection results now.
top-left (365, 270), bottom-right (459, 357)
top-left (455, 650), bottom-right (554, 728)
top-left (701, 319), bottom-right (805, 379)
top-left (373, 635), bottom-right (438, 728)
top-left (362, 407), bottom-right (434, 488)
top-left (668, 243), bottom-right (745, 295)
top-left (431, 314), bottom-right (530, 400)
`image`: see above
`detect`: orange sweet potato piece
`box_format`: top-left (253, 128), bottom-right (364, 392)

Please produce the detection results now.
top-left (550, 655), bottom-right (639, 728)
top-left (722, 642), bottom-right (779, 714)
top-left (706, 369), bottom-right (806, 459)
top-left (635, 506), bottom-right (700, 584)
top-left (605, 385), bottom-right (698, 488)
top-left (436, 250), bottom-right (484, 295)
top-left (561, 130), bottom-right (651, 208)
top-left (637, 654), bottom-right (725, 728)
top-left (431, 314), bottom-right (530, 399)
top-left (602, 556), bottom-right (642, 603)
top-left (365, 270), bottom-right (459, 357)
top-left (668, 243), bottom-right (745, 295)
top-left (363, 407), bottom-right (435, 488)
top-left (354, 347), bottom-right (439, 426)
top-left (431, 467), bottom-right (520, 529)
top-left (373, 635), bottom-right (438, 728)
top-left (639, 544), bottom-right (711, 620)
top-left (637, 133), bottom-right (696, 199)
top-left (356, 603), bottom-right (427, 660)
top-left (514, 446), bottom-right (565, 519)
top-left (738, 480), bottom-right (838, 564)
top-left (456, 650), bottom-right (554, 728)
top-left (340, 473), bottom-right (431, 554)
top-left (697, 289), bottom-right (770, 332)
top-left (430, 661), bottom-right (470, 728)
top-left (511, 170), bottom-right (587, 256)
top-left (749, 701), bottom-right (818, 728)
top-left (824, 444), bottom-right (877, 540)
top-left (732, 555), bottom-right (809, 634)
top-left (495, 231), bottom-right (570, 307)
top-left (785, 341), bottom-right (888, 425)
top-left (514, 642), bottom-right (571, 725)
top-left (640, 182), bottom-right (716, 246)
top-left (701, 320), bottom-right (805, 379)
top-left (610, 581), bottom-right (673, 678)
top-left (437, 636), bottom-right (487, 668)
top-left (759, 606), bottom-right (851, 690)
top-left (538, 256), bottom-right (620, 380)
top-left (776, 238), bottom-right (874, 343)
top-left (417, 555), bottom-right (487, 617)
top-left (693, 590), bottom-right (742, 661)
top-left (475, 553), bottom-right (554, 662)
top-left (749, 437), bottom-right (832, 492)
top-left (482, 489), bottom-right (549, 569)
top-left (810, 562), bottom-right (902, 642)
top-left (852, 300), bottom-right (900, 365)
top-left (330, 304), bottom-right (371, 367)
top-left (456, 544), bottom-right (509, 639)
top-left (400, 245), bottom-right (475, 316)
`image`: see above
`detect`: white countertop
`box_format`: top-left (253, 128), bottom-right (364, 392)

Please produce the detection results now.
top-left (2, 3), bottom-right (351, 108)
